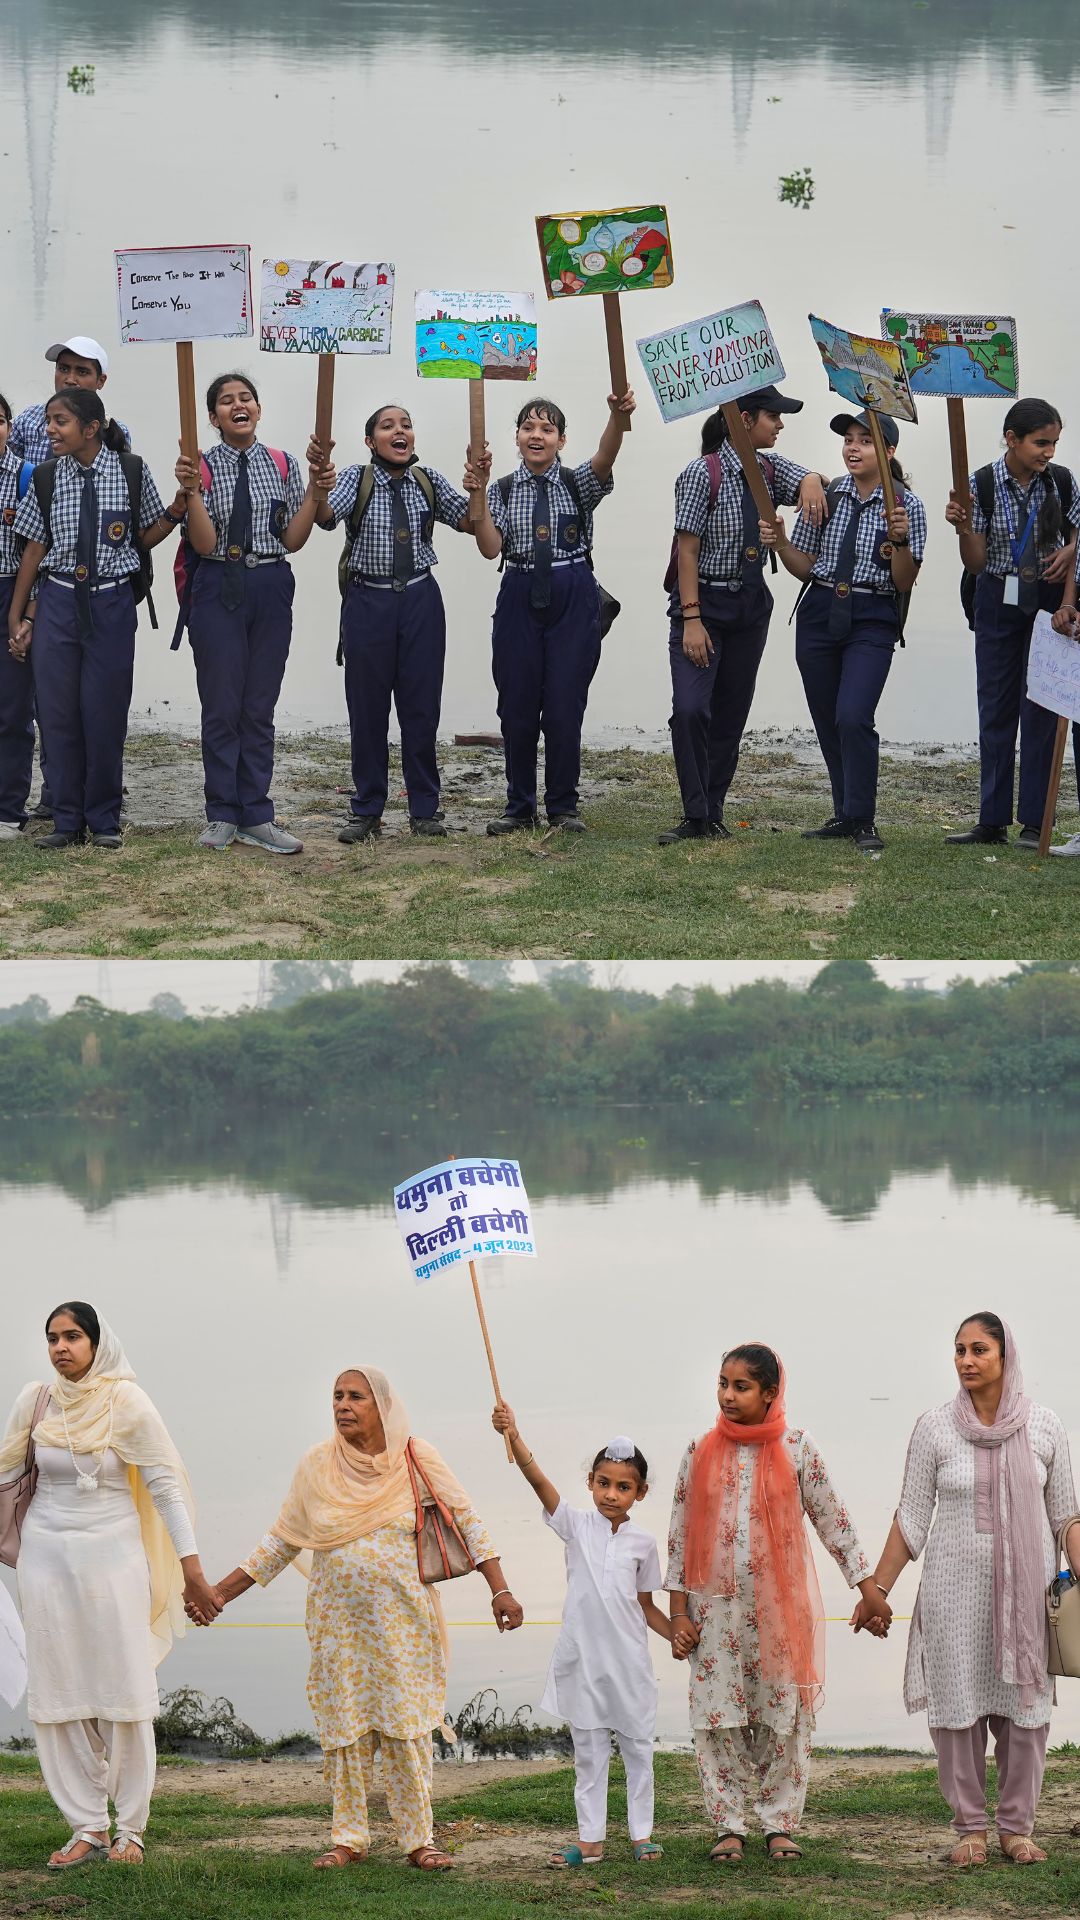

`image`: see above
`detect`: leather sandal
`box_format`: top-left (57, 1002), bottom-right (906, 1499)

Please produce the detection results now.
top-left (47, 1831), bottom-right (109, 1871)
top-left (945, 1832), bottom-right (987, 1867)
top-left (999, 1832), bottom-right (1046, 1865)
top-left (709, 1834), bottom-right (745, 1863)
top-left (765, 1832), bottom-right (803, 1860)
top-left (313, 1844), bottom-right (365, 1868)
top-left (409, 1845), bottom-right (453, 1870)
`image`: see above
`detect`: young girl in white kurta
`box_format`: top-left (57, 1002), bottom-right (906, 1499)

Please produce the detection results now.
top-left (665, 1344), bottom-right (888, 1863)
top-left (0, 1303), bottom-right (215, 1871)
top-left (493, 1402), bottom-right (670, 1866)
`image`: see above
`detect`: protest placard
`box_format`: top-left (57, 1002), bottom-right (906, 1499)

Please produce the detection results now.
top-left (114, 243), bottom-right (253, 462)
top-left (394, 1156), bottom-right (536, 1456)
top-left (636, 299), bottom-right (784, 423)
top-left (1026, 611), bottom-right (1080, 854)
top-left (809, 312), bottom-right (917, 511)
top-left (416, 291), bottom-right (537, 520)
top-left (262, 257), bottom-right (394, 447)
top-left (536, 206), bottom-right (674, 435)
top-left (881, 309), bottom-right (1019, 505)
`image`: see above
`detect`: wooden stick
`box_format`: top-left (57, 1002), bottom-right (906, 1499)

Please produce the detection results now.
top-left (865, 409), bottom-right (897, 518)
top-left (468, 1259), bottom-right (514, 1460)
top-left (946, 396), bottom-right (970, 506)
top-left (467, 380), bottom-right (486, 525)
top-left (721, 402), bottom-right (778, 526)
top-left (176, 341), bottom-right (199, 465)
top-left (1038, 713), bottom-right (1069, 857)
top-left (315, 353), bottom-right (336, 456)
top-left (602, 292), bottom-right (632, 433)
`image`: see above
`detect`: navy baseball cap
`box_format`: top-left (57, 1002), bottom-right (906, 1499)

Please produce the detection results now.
top-left (830, 409), bottom-right (900, 448)
top-left (743, 385), bottom-right (803, 414)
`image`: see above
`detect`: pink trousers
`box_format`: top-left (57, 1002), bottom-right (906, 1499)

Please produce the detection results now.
top-left (931, 1716), bottom-right (1048, 1836)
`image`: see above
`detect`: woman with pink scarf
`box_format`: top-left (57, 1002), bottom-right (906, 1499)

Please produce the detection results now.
top-left (855, 1311), bottom-right (1080, 1867)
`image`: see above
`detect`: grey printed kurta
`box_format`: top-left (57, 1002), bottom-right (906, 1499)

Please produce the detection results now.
top-left (897, 1402), bottom-right (1077, 1730)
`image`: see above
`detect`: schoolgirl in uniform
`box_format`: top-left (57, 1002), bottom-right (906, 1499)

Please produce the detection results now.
top-left (313, 403), bottom-right (472, 844)
top-left (0, 391), bottom-right (34, 839)
top-left (945, 398), bottom-right (1080, 847)
top-left (660, 387), bottom-right (826, 844)
top-left (492, 1400), bottom-right (668, 1867)
top-left (763, 411), bottom-right (926, 853)
top-left (175, 372), bottom-right (331, 855)
top-left (8, 391), bottom-right (179, 850)
top-left (467, 388), bottom-right (635, 835)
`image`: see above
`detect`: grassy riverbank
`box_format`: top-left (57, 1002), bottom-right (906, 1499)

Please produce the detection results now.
top-left (4, 1748), bottom-right (1080, 1918)
top-left (0, 731), bottom-right (1078, 960)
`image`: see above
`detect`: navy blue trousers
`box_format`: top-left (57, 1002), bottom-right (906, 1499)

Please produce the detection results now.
top-left (668, 581), bottom-right (772, 821)
top-left (795, 583), bottom-right (898, 824)
top-left (341, 574), bottom-right (445, 820)
top-left (491, 565), bottom-right (601, 820)
top-left (31, 577), bottom-right (136, 836)
top-left (189, 560), bottom-right (294, 827)
top-left (0, 577), bottom-right (34, 825)
top-left (973, 575), bottom-right (1080, 826)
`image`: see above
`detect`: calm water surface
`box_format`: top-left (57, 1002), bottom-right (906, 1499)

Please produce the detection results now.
top-left (3, 1098), bottom-right (1080, 1748)
top-left (2, 3), bottom-right (1079, 746)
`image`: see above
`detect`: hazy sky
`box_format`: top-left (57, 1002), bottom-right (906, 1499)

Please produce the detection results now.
top-left (0, 960), bottom-right (1018, 1014)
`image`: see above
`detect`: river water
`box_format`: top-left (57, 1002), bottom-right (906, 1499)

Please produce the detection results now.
top-left (2, 2), bottom-right (1079, 745)
top-left (3, 1097), bottom-right (1080, 1749)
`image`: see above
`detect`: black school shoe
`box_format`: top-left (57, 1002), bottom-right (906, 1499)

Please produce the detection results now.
top-left (486, 813), bottom-right (538, 836)
top-left (1016, 824), bottom-right (1042, 849)
top-left (35, 829), bottom-right (85, 850)
top-left (548, 812), bottom-right (586, 833)
top-left (658, 817), bottom-right (727, 845)
top-left (91, 832), bottom-right (123, 850)
top-left (945, 823), bottom-right (1008, 846)
top-left (338, 816), bottom-right (382, 844)
top-left (410, 815), bottom-right (448, 837)
top-left (852, 822), bottom-right (885, 853)
top-left (801, 816), bottom-right (855, 840)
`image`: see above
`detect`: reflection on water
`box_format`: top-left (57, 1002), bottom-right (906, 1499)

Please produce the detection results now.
top-left (3, 1094), bottom-right (1080, 1751)
top-left (2, 0), bottom-right (1080, 745)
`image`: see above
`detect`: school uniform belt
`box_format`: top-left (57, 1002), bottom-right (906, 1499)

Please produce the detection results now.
top-left (49, 572), bottom-right (130, 592)
top-left (350, 571), bottom-right (430, 590)
top-left (203, 553), bottom-right (285, 567)
top-left (504, 557), bottom-right (589, 571)
top-left (811, 578), bottom-right (893, 597)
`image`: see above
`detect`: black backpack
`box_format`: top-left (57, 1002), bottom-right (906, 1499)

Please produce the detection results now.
top-left (334, 462), bottom-right (437, 664)
top-left (789, 476), bottom-right (911, 646)
top-left (495, 467), bottom-right (620, 638)
top-left (959, 463), bottom-right (1074, 630)
top-left (33, 453), bottom-right (157, 629)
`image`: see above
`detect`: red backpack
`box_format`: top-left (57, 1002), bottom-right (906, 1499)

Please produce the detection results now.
top-left (171, 448), bottom-right (289, 648)
top-left (663, 450), bottom-right (775, 593)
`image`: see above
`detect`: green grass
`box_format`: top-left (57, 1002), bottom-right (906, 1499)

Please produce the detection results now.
top-left (5, 1753), bottom-right (1080, 1919)
top-left (0, 736), bottom-right (1077, 959)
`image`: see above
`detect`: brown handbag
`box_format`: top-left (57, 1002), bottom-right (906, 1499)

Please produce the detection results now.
top-left (1047, 1512), bottom-right (1080, 1679)
top-left (0, 1385), bottom-right (52, 1570)
top-left (405, 1440), bottom-right (477, 1585)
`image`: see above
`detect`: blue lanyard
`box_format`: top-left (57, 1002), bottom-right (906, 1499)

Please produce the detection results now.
top-left (1000, 482), bottom-right (1039, 572)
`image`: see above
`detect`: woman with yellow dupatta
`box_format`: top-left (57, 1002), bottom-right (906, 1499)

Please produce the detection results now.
top-left (0, 1302), bottom-right (218, 1870)
top-left (208, 1366), bottom-right (524, 1871)
top-left (665, 1343), bottom-right (889, 1864)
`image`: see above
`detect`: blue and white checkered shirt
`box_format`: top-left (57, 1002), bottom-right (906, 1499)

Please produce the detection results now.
top-left (486, 457), bottom-right (612, 567)
top-left (13, 446), bottom-right (164, 577)
top-left (968, 456), bottom-right (1080, 577)
top-left (323, 462), bottom-right (468, 577)
top-left (198, 441), bottom-right (305, 558)
top-left (788, 473), bottom-right (927, 587)
top-left (674, 442), bottom-right (810, 579)
top-left (10, 402), bottom-right (131, 467)
top-left (0, 448), bottom-right (29, 574)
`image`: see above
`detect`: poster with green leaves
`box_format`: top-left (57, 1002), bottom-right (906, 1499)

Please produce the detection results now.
top-left (536, 207), bottom-right (673, 298)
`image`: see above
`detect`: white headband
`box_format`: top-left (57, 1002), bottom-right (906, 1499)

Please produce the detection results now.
top-left (603, 1435), bottom-right (636, 1462)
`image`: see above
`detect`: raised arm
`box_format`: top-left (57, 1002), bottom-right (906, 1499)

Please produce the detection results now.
top-left (491, 1401), bottom-right (560, 1514)
top-left (590, 389), bottom-right (636, 485)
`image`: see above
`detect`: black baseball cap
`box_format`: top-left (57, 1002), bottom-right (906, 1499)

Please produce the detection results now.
top-left (742, 385), bottom-right (803, 414)
top-left (830, 408), bottom-right (900, 448)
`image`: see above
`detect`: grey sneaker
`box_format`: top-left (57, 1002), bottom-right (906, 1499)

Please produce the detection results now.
top-left (234, 821), bottom-right (303, 855)
top-left (199, 821), bottom-right (237, 851)
top-left (0, 819), bottom-right (24, 840)
top-left (1050, 833), bottom-right (1080, 857)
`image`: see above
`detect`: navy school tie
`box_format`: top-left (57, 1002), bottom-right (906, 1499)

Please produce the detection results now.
top-left (74, 467), bottom-right (98, 639)
top-left (741, 476), bottom-right (764, 585)
top-left (389, 473), bottom-right (413, 591)
top-left (221, 450), bottom-right (251, 612)
top-left (530, 473), bottom-right (552, 612)
top-left (827, 496), bottom-right (866, 639)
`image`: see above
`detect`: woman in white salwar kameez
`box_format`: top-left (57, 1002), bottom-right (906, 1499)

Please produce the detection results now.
top-left (665, 1343), bottom-right (890, 1865)
top-left (854, 1311), bottom-right (1080, 1869)
top-left (0, 1302), bottom-right (219, 1870)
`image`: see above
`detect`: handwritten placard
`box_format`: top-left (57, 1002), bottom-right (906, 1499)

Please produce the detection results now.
top-left (115, 244), bottom-right (252, 344)
top-left (881, 310), bottom-right (1018, 400)
top-left (1027, 612), bottom-right (1080, 724)
top-left (394, 1157), bottom-right (536, 1283)
top-left (415, 291), bottom-right (537, 381)
top-left (260, 257), bottom-right (394, 354)
top-left (636, 299), bottom-right (784, 423)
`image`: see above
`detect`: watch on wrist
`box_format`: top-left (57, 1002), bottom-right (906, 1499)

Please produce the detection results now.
top-left (891, 535), bottom-right (909, 549)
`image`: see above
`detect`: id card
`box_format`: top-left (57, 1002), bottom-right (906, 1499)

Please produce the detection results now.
top-left (1003, 574), bottom-right (1019, 607)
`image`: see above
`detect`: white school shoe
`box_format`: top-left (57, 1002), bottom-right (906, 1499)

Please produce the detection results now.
top-left (199, 820), bottom-right (237, 851)
top-left (0, 819), bottom-right (25, 840)
top-left (234, 821), bottom-right (303, 855)
top-left (1049, 833), bottom-right (1080, 857)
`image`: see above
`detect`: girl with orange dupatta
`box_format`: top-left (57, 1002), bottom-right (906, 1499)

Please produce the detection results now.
top-left (204, 1367), bottom-right (523, 1871)
top-left (665, 1343), bottom-right (890, 1864)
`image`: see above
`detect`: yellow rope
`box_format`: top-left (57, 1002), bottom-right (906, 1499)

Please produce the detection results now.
top-left (208, 1616), bottom-right (910, 1630)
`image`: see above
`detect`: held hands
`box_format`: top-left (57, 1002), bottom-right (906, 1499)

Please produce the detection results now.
top-left (797, 474), bottom-right (827, 529)
top-left (849, 1581), bottom-right (893, 1639)
top-left (945, 489), bottom-right (973, 535)
top-left (491, 1401), bottom-right (519, 1444)
top-left (492, 1590), bottom-right (524, 1632)
top-left (670, 1615), bottom-right (700, 1661)
top-left (7, 618), bottom-right (32, 661)
top-left (183, 1571), bottom-right (225, 1627)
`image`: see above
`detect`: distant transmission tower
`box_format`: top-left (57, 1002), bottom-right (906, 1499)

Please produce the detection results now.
top-left (256, 962), bottom-right (275, 1009)
top-left (95, 960), bottom-right (113, 1008)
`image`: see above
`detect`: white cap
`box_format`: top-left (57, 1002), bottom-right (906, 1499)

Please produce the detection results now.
top-left (45, 336), bottom-right (109, 375)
